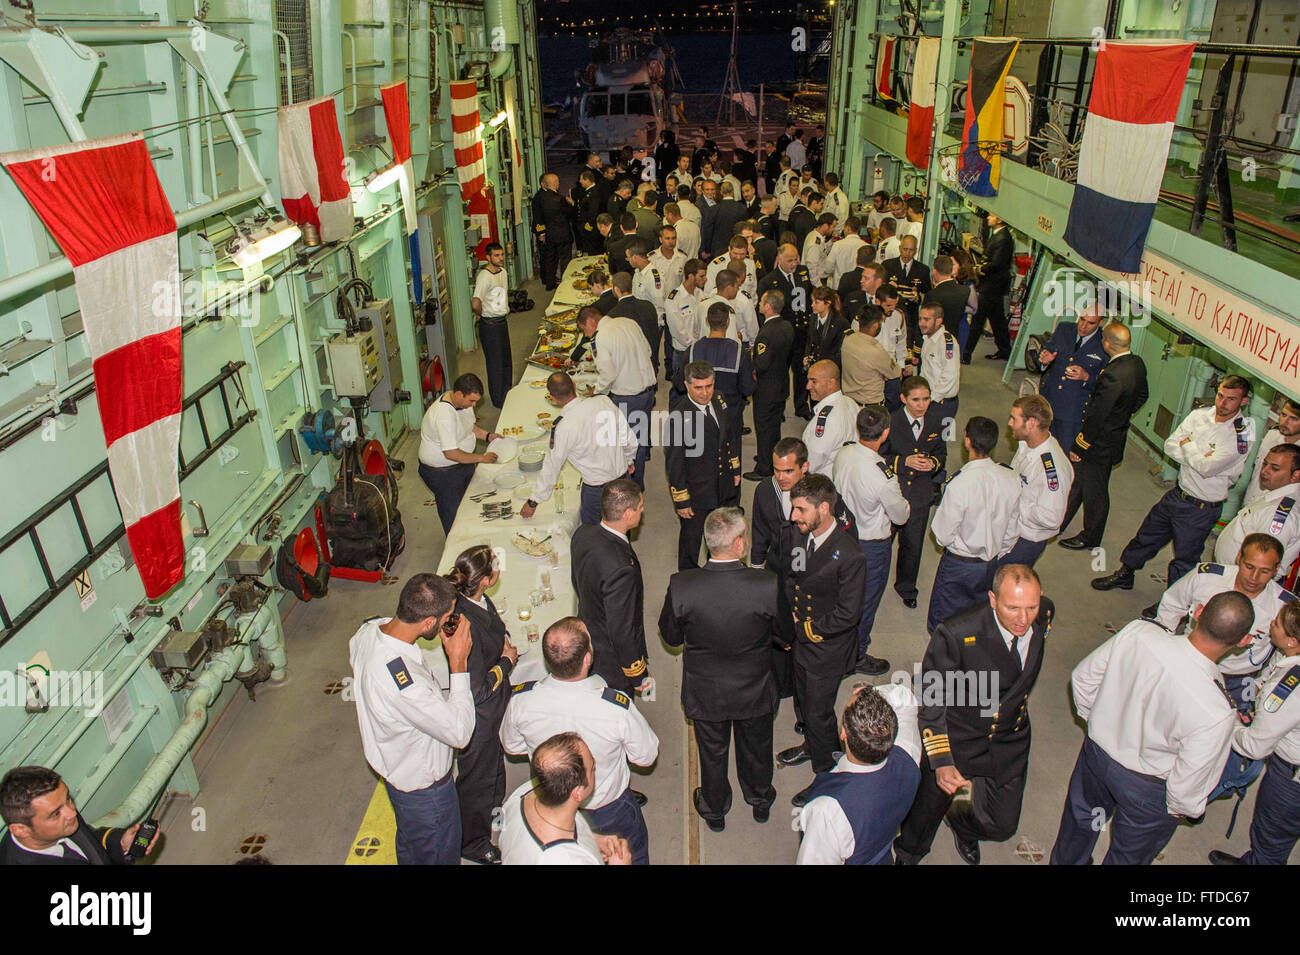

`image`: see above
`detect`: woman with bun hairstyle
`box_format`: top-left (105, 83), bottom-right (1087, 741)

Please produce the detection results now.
top-left (445, 544), bottom-right (518, 864)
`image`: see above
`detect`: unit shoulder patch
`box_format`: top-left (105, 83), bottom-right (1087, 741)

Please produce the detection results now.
top-left (1262, 671), bottom-right (1300, 713)
top-left (601, 686), bottom-right (632, 709)
top-left (1234, 416), bottom-right (1249, 454)
top-left (386, 658), bottom-right (414, 691)
top-left (1197, 562), bottom-right (1227, 575)
top-left (1041, 451), bottom-right (1060, 491)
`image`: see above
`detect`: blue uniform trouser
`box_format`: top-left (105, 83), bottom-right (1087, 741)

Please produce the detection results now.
top-left (418, 461), bottom-right (475, 534)
top-left (1050, 737), bottom-right (1179, 866)
top-left (1120, 487), bottom-right (1222, 587)
top-left (586, 787), bottom-right (650, 865)
top-left (612, 386), bottom-right (655, 489)
top-left (1241, 754), bottom-right (1300, 864)
top-left (883, 377), bottom-right (902, 412)
top-left (927, 551), bottom-right (994, 634)
top-left (1049, 415), bottom-right (1082, 456)
top-left (477, 317), bottom-right (513, 409)
top-left (995, 536), bottom-right (1049, 570)
top-left (580, 482), bottom-right (604, 524)
top-left (931, 396), bottom-right (959, 429)
top-left (385, 774), bottom-right (461, 865)
top-left (857, 538), bottom-right (892, 656)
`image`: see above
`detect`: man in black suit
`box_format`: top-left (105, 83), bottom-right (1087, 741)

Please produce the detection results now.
top-left (747, 289), bottom-right (794, 479)
top-left (1, 765), bottom-right (157, 865)
top-left (570, 480), bottom-right (650, 695)
top-left (787, 190), bottom-right (822, 251)
top-left (884, 375), bottom-right (947, 608)
top-left (965, 212), bottom-right (1015, 361)
top-left (606, 178), bottom-right (634, 220)
top-left (531, 172), bottom-right (574, 290)
top-left (882, 235), bottom-right (930, 351)
top-left (838, 248), bottom-right (881, 324)
top-left (661, 507), bottom-right (781, 831)
top-left (928, 254), bottom-right (969, 339)
top-left (748, 207), bottom-right (779, 275)
top-left (604, 213), bottom-right (639, 278)
top-left (573, 169), bottom-right (606, 254)
top-left (894, 565), bottom-right (1055, 865)
top-left (665, 362), bottom-right (742, 569)
top-left (1058, 322), bottom-right (1150, 549)
top-left (710, 181), bottom-right (749, 253)
top-left (757, 245), bottom-right (816, 418)
top-left (776, 474), bottom-right (869, 806)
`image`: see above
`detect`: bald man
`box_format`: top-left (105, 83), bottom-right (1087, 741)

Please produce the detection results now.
top-left (1037, 305), bottom-right (1109, 452)
top-left (532, 172), bottom-right (574, 290)
top-left (1058, 323), bottom-right (1150, 550)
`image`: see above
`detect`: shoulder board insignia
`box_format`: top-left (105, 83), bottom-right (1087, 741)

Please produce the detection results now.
top-left (944, 468), bottom-right (962, 487)
top-left (513, 680), bottom-right (537, 694)
top-left (1198, 562), bottom-right (1226, 575)
top-left (1235, 417), bottom-right (1249, 454)
top-left (1041, 452), bottom-right (1059, 491)
top-left (364, 614), bottom-right (383, 622)
top-left (797, 266), bottom-right (809, 275)
top-left (716, 396), bottom-right (727, 409)
top-left (1270, 497), bottom-right (1295, 535)
top-left (386, 658), bottom-right (414, 691)
top-left (668, 288), bottom-right (678, 299)
top-left (713, 255), bottom-right (727, 264)
top-left (877, 460), bottom-right (896, 480)
top-left (998, 462), bottom-right (1013, 469)
top-left (815, 405), bottom-right (831, 438)
top-left (601, 686), bottom-right (631, 709)
top-left (1263, 671), bottom-right (1300, 712)
top-left (1280, 589), bottom-right (1298, 604)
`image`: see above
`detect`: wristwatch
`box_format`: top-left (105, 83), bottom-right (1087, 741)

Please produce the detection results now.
top-left (525, 499), bottom-right (538, 509)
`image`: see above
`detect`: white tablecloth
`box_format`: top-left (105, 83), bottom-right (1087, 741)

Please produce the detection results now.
top-left (544, 254), bottom-right (604, 316)
top-left (425, 343), bottom-right (597, 683)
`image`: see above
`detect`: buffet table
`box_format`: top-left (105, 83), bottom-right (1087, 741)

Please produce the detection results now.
top-left (544, 253), bottom-right (604, 316)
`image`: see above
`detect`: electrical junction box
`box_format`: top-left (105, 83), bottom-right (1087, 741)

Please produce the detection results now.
top-left (222, 544), bottom-right (273, 577)
top-left (357, 298), bottom-right (405, 412)
top-left (328, 326), bottom-right (383, 397)
top-left (150, 630), bottom-right (208, 670)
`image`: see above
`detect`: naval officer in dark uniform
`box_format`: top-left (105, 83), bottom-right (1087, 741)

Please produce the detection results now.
top-left (570, 480), bottom-right (651, 695)
top-left (1058, 322), bottom-right (1149, 550)
top-left (673, 303), bottom-right (756, 453)
top-left (665, 361), bottom-right (743, 569)
top-left (883, 375), bottom-right (947, 608)
top-left (446, 544), bottom-right (518, 865)
top-left (894, 564), bottom-right (1054, 865)
top-left (776, 474), bottom-right (869, 807)
top-left (1037, 306), bottom-right (1108, 452)
top-left (747, 289), bottom-right (795, 479)
top-left (757, 244), bottom-right (816, 418)
top-left (661, 507), bottom-right (781, 830)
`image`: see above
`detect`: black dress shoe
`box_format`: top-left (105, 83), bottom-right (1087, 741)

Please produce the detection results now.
top-left (743, 470), bottom-right (771, 482)
top-left (1092, 567), bottom-right (1134, 591)
top-left (777, 744), bottom-right (811, 766)
top-left (1058, 534), bottom-right (1093, 550)
top-left (793, 721), bottom-right (805, 736)
top-left (944, 816), bottom-right (979, 865)
top-left (960, 357), bottom-right (972, 366)
top-left (1141, 602), bottom-right (1160, 621)
top-left (631, 789), bottom-right (647, 806)
top-left (902, 596), bottom-right (918, 609)
top-left (693, 788), bottom-right (725, 832)
top-left (462, 845), bottom-right (502, 865)
top-left (742, 427), bottom-right (752, 435)
top-left (985, 352), bottom-right (1010, 360)
top-left (855, 654), bottom-right (890, 676)
top-left (791, 785), bottom-right (812, 808)
top-left (753, 804), bottom-right (771, 823)
top-left (1208, 849), bottom-right (1243, 865)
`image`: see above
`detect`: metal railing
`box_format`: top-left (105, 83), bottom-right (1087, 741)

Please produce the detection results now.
top-left (868, 33), bottom-right (1300, 259)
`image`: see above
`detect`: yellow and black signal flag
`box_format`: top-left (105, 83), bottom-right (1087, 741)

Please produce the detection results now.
top-left (959, 37), bottom-right (1020, 197)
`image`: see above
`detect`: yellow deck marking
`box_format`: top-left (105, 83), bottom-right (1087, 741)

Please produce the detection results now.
top-left (346, 783), bottom-right (397, 865)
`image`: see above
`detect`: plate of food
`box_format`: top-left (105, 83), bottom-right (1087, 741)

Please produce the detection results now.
top-left (571, 278), bottom-right (590, 291)
top-left (543, 332), bottom-right (575, 351)
top-left (498, 425), bottom-right (529, 436)
top-left (526, 353), bottom-right (573, 371)
top-left (528, 378), bottom-right (548, 389)
top-left (513, 531), bottom-right (555, 559)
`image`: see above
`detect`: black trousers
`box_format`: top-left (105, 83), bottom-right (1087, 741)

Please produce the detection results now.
top-left (418, 461), bottom-right (474, 533)
top-left (692, 714), bottom-right (777, 822)
top-left (455, 707), bottom-right (507, 856)
top-left (1059, 452), bottom-right (1114, 546)
top-left (752, 394), bottom-right (785, 474)
top-left (893, 495), bottom-right (932, 602)
top-left (477, 318), bottom-right (513, 409)
top-left (793, 651), bottom-right (845, 773)
top-left (894, 754), bottom-right (1027, 863)
top-left (791, 327), bottom-right (810, 415)
top-left (965, 288), bottom-right (1010, 359)
top-left (677, 498), bottom-right (714, 569)
top-left (539, 239), bottom-right (570, 289)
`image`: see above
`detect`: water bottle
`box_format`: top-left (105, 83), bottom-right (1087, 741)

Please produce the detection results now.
top-left (554, 480), bottom-right (565, 514)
